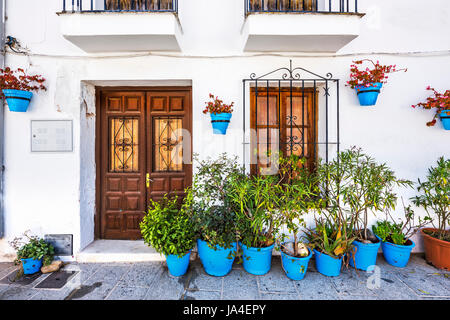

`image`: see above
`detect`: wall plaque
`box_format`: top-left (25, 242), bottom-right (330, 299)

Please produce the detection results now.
top-left (31, 120), bottom-right (73, 152)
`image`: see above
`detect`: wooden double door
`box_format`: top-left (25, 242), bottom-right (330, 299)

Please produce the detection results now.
top-left (97, 88), bottom-right (192, 240)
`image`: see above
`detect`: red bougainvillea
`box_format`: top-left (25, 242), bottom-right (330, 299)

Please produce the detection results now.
top-left (412, 86), bottom-right (450, 127)
top-left (346, 59), bottom-right (407, 89)
top-left (0, 67), bottom-right (47, 98)
top-left (203, 93), bottom-right (234, 115)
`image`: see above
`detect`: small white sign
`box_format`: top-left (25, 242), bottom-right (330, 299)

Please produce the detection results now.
top-left (31, 120), bottom-right (73, 152)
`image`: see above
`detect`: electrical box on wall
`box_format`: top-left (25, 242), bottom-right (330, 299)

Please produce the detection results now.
top-left (44, 234), bottom-right (73, 256)
top-left (31, 120), bottom-right (73, 152)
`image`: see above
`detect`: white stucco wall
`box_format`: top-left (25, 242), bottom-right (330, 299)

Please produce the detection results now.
top-left (0, 0), bottom-right (449, 260)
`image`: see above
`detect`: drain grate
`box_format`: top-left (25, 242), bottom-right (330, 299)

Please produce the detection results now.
top-left (0, 269), bottom-right (42, 286)
top-left (35, 271), bottom-right (78, 289)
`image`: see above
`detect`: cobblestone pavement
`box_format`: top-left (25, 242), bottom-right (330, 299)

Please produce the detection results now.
top-left (0, 254), bottom-right (449, 300)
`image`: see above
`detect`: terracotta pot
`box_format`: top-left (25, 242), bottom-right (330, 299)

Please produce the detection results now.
top-left (421, 228), bottom-right (450, 270)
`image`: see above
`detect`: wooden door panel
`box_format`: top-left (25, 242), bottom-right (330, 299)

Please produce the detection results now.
top-left (98, 88), bottom-right (192, 240)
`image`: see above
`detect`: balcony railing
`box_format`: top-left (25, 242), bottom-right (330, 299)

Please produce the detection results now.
top-left (245, 0), bottom-right (358, 15)
top-left (62, 0), bottom-right (178, 13)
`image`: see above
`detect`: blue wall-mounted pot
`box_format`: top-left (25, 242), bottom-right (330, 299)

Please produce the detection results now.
top-left (197, 239), bottom-right (236, 276)
top-left (2, 89), bottom-right (33, 112)
top-left (355, 83), bottom-right (382, 106)
top-left (210, 113), bottom-right (232, 135)
top-left (280, 245), bottom-right (313, 280)
top-left (165, 250), bottom-right (192, 277)
top-left (240, 242), bottom-right (274, 275)
top-left (440, 109), bottom-right (450, 130)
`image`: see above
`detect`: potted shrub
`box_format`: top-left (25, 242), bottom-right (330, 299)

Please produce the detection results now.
top-left (140, 192), bottom-right (195, 277)
top-left (9, 232), bottom-right (54, 275)
top-left (276, 155), bottom-right (319, 280)
top-left (372, 201), bottom-right (431, 267)
top-left (203, 93), bottom-right (234, 135)
top-left (412, 157), bottom-right (450, 270)
top-left (335, 148), bottom-right (413, 271)
top-left (227, 172), bottom-right (280, 275)
top-left (190, 154), bottom-right (241, 276)
top-left (0, 67), bottom-right (46, 112)
top-left (411, 86), bottom-right (450, 130)
top-left (346, 59), bottom-right (406, 106)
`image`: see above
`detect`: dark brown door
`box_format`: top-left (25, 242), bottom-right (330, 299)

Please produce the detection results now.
top-left (98, 88), bottom-right (192, 240)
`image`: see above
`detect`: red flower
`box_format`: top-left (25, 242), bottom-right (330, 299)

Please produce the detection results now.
top-left (0, 67), bottom-right (47, 98)
top-left (412, 87), bottom-right (450, 127)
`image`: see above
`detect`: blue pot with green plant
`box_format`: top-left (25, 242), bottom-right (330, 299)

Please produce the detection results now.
top-left (197, 239), bottom-right (237, 276)
top-left (140, 192), bottom-right (196, 277)
top-left (348, 239), bottom-right (381, 271)
top-left (280, 244), bottom-right (313, 280)
top-left (10, 232), bottom-right (55, 275)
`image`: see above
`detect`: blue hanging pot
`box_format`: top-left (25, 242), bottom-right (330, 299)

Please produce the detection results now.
top-left (355, 82), bottom-right (382, 106)
top-left (440, 109), bottom-right (450, 130)
top-left (2, 89), bottom-right (33, 112)
top-left (21, 258), bottom-right (42, 275)
top-left (239, 242), bottom-right (275, 275)
top-left (280, 245), bottom-right (313, 280)
top-left (165, 250), bottom-right (192, 277)
top-left (210, 113), bottom-right (232, 135)
top-left (197, 239), bottom-right (236, 276)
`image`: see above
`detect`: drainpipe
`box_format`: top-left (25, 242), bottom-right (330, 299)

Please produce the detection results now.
top-left (0, 0), bottom-right (5, 238)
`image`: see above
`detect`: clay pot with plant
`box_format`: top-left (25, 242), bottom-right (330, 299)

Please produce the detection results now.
top-left (412, 157), bottom-right (450, 270)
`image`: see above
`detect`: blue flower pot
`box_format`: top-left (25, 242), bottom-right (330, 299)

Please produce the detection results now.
top-left (376, 235), bottom-right (415, 268)
top-left (349, 239), bottom-right (381, 271)
top-left (440, 109), bottom-right (450, 130)
top-left (165, 250), bottom-right (192, 277)
top-left (210, 113), bottom-right (232, 135)
top-left (280, 245), bottom-right (313, 280)
top-left (239, 242), bottom-right (274, 275)
top-left (21, 258), bottom-right (42, 275)
top-left (355, 83), bottom-right (382, 106)
top-left (313, 249), bottom-right (343, 277)
top-left (197, 239), bottom-right (237, 276)
top-left (2, 89), bottom-right (33, 112)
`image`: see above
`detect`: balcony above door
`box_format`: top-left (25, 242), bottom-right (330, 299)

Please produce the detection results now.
top-left (243, 0), bottom-right (365, 52)
top-left (58, 0), bottom-right (182, 53)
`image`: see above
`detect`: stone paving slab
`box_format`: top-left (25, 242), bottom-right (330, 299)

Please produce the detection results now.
top-left (0, 254), bottom-right (448, 300)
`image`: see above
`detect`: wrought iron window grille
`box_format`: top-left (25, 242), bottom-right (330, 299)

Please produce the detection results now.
top-left (62, 0), bottom-right (178, 13)
top-left (245, 0), bottom-right (358, 15)
top-left (242, 60), bottom-right (340, 175)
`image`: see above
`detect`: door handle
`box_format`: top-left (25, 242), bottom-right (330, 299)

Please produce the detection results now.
top-left (146, 173), bottom-right (153, 188)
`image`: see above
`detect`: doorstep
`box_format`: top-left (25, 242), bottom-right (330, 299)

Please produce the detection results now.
top-left (76, 240), bottom-right (165, 263)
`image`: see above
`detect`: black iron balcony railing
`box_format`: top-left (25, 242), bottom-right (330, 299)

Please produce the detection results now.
top-left (62, 0), bottom-right (178, 13)
top-left (245, 0), bottom-right (358, 15)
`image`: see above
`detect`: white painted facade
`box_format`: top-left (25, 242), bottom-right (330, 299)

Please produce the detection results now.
top-left (0, 0), bottom-right (449, 260)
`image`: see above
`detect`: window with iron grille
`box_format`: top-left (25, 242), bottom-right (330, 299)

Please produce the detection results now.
top-left (242, 61), bottom-right (340, 175)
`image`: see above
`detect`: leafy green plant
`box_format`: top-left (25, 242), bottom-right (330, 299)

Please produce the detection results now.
top-left (412, 157), bottom-right (450, 241)
top-left (372, 201), bottom-right (431, 245)
top-left (9, 232), bottom-right (54, 266)
top-left (227, 172), bottom-right (279, 248)
top-left (325, 147), bottom-right (413, 242)
top-left (140, 190), bottom-right (195, 257)
top-left (276, 155), bottom-right (321, 257)
top-left (190, 153), bottom-right (241, 249)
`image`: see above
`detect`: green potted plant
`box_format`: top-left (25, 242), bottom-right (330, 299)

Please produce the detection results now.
top-left (276, 155), bottom-right (319, 280)
top-left (9, 232), bottom-right (54, 275)
top-left (0, 67), bottom-right (47, 112)
top-left (372, 200), bottom-right (431, 268)
top-left (140, 191), bottom-right (196, 277)
top-left (412, 157), bottom-right (450, 270)
top-left (190, 153), bottom-right (241, 276)
top-left (411, 86), bottom-right (450, 130)
top-left (336, 147), bottom-right (413, 271)
top-left (227, 172), bottom-right (280, 275)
